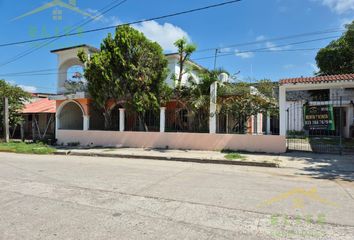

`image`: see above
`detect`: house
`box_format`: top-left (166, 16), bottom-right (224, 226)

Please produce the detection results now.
top-left (48, 44), bottom-right (285, 153)
top-left (20, 97), bottom-right (56, 141)
top-left (279, 74), bottom-right (354, 139)
top-left (49, 44), bottom-right (203, 133)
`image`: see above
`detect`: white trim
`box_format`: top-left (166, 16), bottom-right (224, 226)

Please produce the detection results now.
top-left (57, 99), bottom-right (85, 118)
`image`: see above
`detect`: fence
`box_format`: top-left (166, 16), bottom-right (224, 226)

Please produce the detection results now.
top-left (286, 96), bottom-right (354, 154)
top-left (216, 111), bottom-right (279, 135)
top-left (165, 108), bottom-right (209, 133)
top-left (125, 110), bottom-right (160, 132)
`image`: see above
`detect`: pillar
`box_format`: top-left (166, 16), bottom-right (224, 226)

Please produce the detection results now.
top-left (209, 81), bottom-right (217, 134)
top-left (160, 107), bottom-right (166, 133)
top-left (266, 111), bottom-right (271, 135)
top-left (256, 113), bottom-right (262, 134)
top-left (345, 105), bottom-right (353, 138)
top-left (119, 108), bottom-right (125, 132)
top-left (279, 85), bottom-right (287, 136)
top-left (83, 115), bottom-right (90, 131)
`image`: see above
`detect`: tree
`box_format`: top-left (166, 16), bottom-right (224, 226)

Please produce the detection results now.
top-left (79, 25), bottom-right (171, 130)
top-left (217, 79), bottom-right (277, 133)
top-left (316, 21), bottom-right (354, 75)
top-left (0, 79), bottom-right (31, 137)
top-left (173, 38), bottom-right (197, 107)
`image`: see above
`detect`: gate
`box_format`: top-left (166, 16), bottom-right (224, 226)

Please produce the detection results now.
top-left (286, 97), bottom-right (354, 154)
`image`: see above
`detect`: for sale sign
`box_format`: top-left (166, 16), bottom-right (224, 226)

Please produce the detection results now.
top-left (304, 105), bottom-right (335, 130)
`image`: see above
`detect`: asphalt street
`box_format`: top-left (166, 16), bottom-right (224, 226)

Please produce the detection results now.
top-left (0, 152), bottom-right (353, 239)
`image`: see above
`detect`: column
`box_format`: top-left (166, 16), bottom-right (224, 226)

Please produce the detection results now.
top-left (257, 113), bottom-right (262, 134)
top-left (119, 108), bottom-right (125, 132)
top-left (345, 105), bottom-right (353, 138)
top-left (160, 107), bottom-right (166, 133)
top-left (83, 115), bottom-right (90, 131)
top-left (209, 81), bottom-right (217, 134)
top-left (266, 111), bottom-right (271, 135)
top-left (279, 85), bottom-right (287, 136)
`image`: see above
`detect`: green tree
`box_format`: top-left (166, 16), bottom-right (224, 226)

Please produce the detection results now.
top-left (79, 25), bottom-right (171, 130)
top-left (173, 38), bottom-right (197, 105)
top-left (0, 79), bottom-right (31, 137)
top-left (217, 79), bottom-right (277, 133)
top-left (316, 21), bottom-right (354, 75)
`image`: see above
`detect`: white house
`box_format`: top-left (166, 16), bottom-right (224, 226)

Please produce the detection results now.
top-left (279, 74), bottom-right (354, 139)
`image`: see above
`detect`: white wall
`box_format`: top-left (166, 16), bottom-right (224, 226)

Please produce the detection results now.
top-left (57, 130), bottom-right (287, 153)
top-left (286, 101), bottom-right (305, 132)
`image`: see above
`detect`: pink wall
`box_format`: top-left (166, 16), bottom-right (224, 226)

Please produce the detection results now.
top-left (57, 130), bottom-right (286, 153)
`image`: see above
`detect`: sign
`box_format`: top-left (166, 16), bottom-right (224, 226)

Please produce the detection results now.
top-left (304, 105), bottom-right (335, 130)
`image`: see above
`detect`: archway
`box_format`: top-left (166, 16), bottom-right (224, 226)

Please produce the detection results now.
top-left (58, 101), bottom-right (84, 130)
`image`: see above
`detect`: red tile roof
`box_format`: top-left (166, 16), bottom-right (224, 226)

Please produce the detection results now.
top-left (22, 98), bottom-right (56, 114)
top-left (280, 74), bottom-right (354, 85)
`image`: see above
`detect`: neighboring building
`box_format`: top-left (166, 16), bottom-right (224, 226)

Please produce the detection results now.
top-left (20, 98), bottom-right (56, 140)
top-left (279, 74), bottom-right (354, 139)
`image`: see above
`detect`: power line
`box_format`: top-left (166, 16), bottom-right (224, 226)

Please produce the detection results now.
top-left (195, 28), bottom-right (344, 53)
top-left (0, 0), bottom-right (242, 49)
top-left (0, 30), bottom-right (341, 77)
top-left (192, 36), bottom-right (339, 61)
top-left (0, 0), bottom-right (130, 68)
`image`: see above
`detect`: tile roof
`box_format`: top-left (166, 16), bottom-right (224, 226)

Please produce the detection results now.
top-left (279, 74), bottom-right (354, 85)
top-left (22, 98), bottom-right (56, 114)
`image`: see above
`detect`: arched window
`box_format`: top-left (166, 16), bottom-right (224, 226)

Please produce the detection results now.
top-left (64, 65), bottom-right (87, 93)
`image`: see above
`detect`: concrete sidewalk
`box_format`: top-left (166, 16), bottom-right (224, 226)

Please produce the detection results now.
top-left (55, 147), bottom-right (280, 167)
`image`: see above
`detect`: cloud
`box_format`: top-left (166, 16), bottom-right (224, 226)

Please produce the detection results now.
top-left (18, 85), bottom-right (37, 93)
top-left (235, 49), bottom-right (254, 58)
top-left (86, 8), bottom-right (121, 25)
top-left (265, 41), bottom-right (283, 51)
top-left (308, 62), bottom-right (320, 72)
top-left (133, 21), bottom-right (190, 52)
top-left (314, 0), bottom-right (354, 14)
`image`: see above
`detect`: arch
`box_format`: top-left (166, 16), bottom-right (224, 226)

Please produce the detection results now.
top-left (57, 100), bottom-right (85, 130)
top-left (58, 58), bottom-right (85, 93)
top-left (89, 103), bottom-right (123, 131)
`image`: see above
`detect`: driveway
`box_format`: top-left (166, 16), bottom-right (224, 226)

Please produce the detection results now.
top-left (0, 152), bottom-right (353, 239)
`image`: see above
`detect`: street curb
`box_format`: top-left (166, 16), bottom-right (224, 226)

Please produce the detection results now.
top-left (54, 151), bottom-right (279, 168)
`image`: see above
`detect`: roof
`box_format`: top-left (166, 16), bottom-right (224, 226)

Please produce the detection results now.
top-left (165, 53), bottom-right (205, 70)
top-left (22, 98), bottom-right (56, 114)
top-left (51, 44), bottom-right (99, 53)
top-left (280, 74), bottom-right (354, 85)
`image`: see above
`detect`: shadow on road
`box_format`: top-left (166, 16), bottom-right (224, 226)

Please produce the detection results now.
top-left (281, 152), bottom-right (354, 182)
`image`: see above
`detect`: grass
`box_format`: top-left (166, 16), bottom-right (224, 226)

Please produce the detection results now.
top-left (0, 141), bottom-right (56, 155)
top-left (222, 150), bottom-right (246, 160)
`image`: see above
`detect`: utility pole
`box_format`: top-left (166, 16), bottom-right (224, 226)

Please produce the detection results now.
top-left (3, 97), bottom-right (9, 143)
top-left (213, 48), bottom-right (219, 70)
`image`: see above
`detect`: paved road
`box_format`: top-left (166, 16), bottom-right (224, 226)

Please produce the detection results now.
top-left (0, 152), bottom-right (353, 240)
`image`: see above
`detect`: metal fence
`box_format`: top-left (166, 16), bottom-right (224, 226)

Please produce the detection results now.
top-left (165, 108), bottom-right (209, 133)
top-left (216, 111), bottom-right (279, 135)
top-left (286, 96), bottom-right (354, 154)
top-left (125, 110), bottom-right (160, 132)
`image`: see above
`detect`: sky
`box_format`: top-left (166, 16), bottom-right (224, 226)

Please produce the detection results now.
top-left (0, 0), bottom-right (353, 93)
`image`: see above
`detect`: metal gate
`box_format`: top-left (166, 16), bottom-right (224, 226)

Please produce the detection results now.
top-left (286, 97), bottom-right (354, 154)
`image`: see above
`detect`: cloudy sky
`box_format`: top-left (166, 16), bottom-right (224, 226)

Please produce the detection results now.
top-left (0, 0), bottom-right (353, 93)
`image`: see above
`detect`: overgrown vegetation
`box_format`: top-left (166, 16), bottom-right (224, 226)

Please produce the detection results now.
top-left (79, 25), bottom-right (171, 131)
top-left (0, 79), bottom-right (31, 138)
top-left (0, 141), bottom-right (56, 154)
